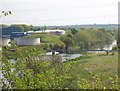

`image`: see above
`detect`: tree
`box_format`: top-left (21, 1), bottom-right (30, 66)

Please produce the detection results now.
top-left (11, 24), bottom-right (34, 32)
top-left (67, 34), bottom-right (73, 39)
top-left (70, 28), bottom-right (78, 35)
top-left (60, 35), bottom-right (73, 53)
top-left (75, 30), bottom-right (94, 50)
top-left (41, 25), bottom-right (47, 33)
top-left (0, 11), bottom-right (12, 18)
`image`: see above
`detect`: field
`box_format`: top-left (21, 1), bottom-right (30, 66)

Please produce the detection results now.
top-left (67, 52), bottom-right (118, 89)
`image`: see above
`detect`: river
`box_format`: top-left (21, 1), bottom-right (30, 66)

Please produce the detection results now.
top-left (61, 40), bottom-right (117, 60)
top-left (103, 40), bottom-right (117, 50)
top-left (61, 53), bottom-right (82, 61)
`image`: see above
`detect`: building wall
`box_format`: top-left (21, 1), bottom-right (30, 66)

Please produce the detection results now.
top-left (14, 37), bottom-right (40, 46)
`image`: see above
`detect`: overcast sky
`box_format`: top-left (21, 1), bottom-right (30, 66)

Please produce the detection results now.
top-left (0, 0), bottom-right (119, 26)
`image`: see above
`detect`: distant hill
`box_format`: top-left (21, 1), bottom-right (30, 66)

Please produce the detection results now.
top-left (0, 24), bottom-right (118, 34)
top-left (46, 24), bottom-right (118, 30)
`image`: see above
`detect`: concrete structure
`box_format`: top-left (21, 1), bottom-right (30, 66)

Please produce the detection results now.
top-left (0, 38), bottom-right (11, 46)
top-left (14, 37), bottom-right (40, 46)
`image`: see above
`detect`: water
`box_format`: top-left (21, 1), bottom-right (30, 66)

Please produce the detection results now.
top-left (61, 53), bottom-right (82, 61)
top-left (103, 40), bottom-right (117, 50)
top-left (88, 40), bottom-right (117, 53)
top-left (61, 40), bottom-right (117, 61)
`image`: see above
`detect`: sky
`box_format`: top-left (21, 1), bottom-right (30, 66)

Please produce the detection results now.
top-left (0, 0), bottom-right (119, 26)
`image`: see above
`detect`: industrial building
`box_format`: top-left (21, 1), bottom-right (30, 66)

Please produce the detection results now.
top-left (30, 29), bottom-right (65, 35)
top-left (1, 26), bottom-right (41, 46)
top-left (45, 29), bottom-right (65, 35)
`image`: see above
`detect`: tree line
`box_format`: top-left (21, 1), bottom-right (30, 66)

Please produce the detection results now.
top-left (60, 28), bottom-right (115, 53)
top-left (1, 24), bottom-right (117, 53)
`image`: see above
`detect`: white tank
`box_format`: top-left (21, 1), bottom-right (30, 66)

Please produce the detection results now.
top-left (0, 38), bottom-right (11, 46)
top-left (0, 38), bottom-right (2, 46)
top-left (14, 37), bottom-right (40, 46)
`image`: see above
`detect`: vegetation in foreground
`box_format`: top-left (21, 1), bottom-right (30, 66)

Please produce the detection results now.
top-left (1, 43), bottom-right (119, 89)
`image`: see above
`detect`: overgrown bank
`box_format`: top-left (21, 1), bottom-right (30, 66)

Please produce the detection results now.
top-left (2, 43), bottom-right (118, 89)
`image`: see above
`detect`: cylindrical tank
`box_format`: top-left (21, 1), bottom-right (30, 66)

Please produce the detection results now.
top-left (0, 38), bottom-right (2, 46)
top-left (2, 38), bottom-right (11, 46)
top-left (14, 37), bottom-right (40, 46)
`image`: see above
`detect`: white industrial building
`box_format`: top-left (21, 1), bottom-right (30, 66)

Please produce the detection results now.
top-left (45, 29), bottom-right (65, 35)
top-left (29, 29), bottom-right (65, 35)
top-left (0, 38), bottom-right (11, 46)
top-left (14, 37), bottom-right (40, 46)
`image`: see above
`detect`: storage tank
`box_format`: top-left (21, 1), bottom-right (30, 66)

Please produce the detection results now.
top-left (1, 38), bottom-right (11, 46)
top-left (14, 37), bottom-right (40, 46)
top-left (0, 38), bottom-right (2, 46)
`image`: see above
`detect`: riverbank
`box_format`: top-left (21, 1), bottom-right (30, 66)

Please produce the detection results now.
top-left (0, 51), bottom-right (118, 89)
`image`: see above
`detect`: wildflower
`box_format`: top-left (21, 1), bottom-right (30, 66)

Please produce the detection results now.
top-left (103, 86), bottom-right (106, 90)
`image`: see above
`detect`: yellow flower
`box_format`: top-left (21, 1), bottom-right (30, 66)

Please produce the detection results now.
top-left (103, 86), bottom-right (106, 90)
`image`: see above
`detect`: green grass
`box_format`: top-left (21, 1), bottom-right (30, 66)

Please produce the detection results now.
top-left (25, 34), bottom-right (64, 46)
top-left (65, 53), bottom-right (118, 89)
top-left (82, 53), bottom-right (118, 75)
top-left (68, 52), bottom-right (118, 88)
top-left (41, 34), bottom-right (63, 45)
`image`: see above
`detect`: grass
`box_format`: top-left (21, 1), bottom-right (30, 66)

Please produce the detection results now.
top-left (25, 33), bottom-right (64, 46)
top-left (67, 52), bottom-right (118, 88)
top-left (82, 53), bottom-right (118, 75)
top-left (41, 34), bottom-right (64, 45)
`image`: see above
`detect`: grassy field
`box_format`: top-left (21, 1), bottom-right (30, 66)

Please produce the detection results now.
top-left (69, 52), bottom-right (118, 88)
